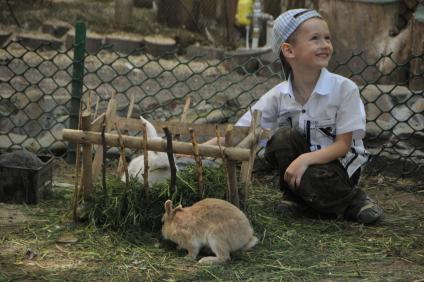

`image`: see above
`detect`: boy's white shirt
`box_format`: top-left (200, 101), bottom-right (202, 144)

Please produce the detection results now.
top-left (236, 68), bottom-right (369, 177)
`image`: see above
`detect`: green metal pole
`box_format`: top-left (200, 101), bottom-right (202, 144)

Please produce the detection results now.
top-left (67, 21), bottom-right (86, 164)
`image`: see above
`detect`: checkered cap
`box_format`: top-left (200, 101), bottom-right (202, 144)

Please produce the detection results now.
top-left (271, 9), bottom-right (322, 56)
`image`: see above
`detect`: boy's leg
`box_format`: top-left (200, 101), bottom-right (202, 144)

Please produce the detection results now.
top-left (298, 161), bottom-right (360, 217)
top-left (344, 190), bottom-right (383, 224)
top-left (342, 169), bottom-right (383, 224)
top-left (264, 127), bottom-right (310, 203)
top-left (265, 127), bottom-right (382, 222)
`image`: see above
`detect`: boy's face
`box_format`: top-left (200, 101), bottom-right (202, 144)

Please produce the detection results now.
top-left (287, 18), bottom-right (333, 70)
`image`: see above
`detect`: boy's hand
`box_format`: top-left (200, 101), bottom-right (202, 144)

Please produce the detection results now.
top-left (283, 132), bottom-right (352, 189)
top-left (284, 154), bottom-right (310, 189)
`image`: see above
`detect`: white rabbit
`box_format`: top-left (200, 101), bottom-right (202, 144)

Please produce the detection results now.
top-left (161, 198), bottom-right (258, 264)
top-left (122, 116), bottom-right (173, 186)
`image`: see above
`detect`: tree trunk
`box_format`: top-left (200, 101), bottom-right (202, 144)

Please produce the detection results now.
top-left (409, 5), bottom-right (424, 91)
top-left (319, 0), bottom-right (404, 84)
top-left (224, 0), bottom-right (237, 45)
top-left (199, 0), bottom-right (216, 18)
top-left (114, 0), bottom-right (133, 29)
top-left (264, 0), bottom-right (281, 18)
top-left (157, 0), bottom-right (193, 28)
top-left (280, 0), bottom-right (318, 12)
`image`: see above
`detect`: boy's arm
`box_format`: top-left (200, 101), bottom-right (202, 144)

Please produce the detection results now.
top-left (284, 132), bottom-right (352, 189)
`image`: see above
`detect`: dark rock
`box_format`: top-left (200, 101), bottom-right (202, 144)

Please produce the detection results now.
top-left (0, 150), bottom-right (44, 169)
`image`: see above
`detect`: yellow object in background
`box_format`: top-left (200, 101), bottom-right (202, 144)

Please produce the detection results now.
top-left (236, 0), bottom-right (254, 26)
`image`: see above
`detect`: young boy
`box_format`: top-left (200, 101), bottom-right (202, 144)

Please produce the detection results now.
top-left (236, 9), bottom-right (383, 224)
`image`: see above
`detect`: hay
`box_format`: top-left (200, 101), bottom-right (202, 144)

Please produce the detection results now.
top-left (84, 164), bottom-right (228, 234)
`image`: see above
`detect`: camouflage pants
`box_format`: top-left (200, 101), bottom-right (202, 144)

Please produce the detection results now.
top-left (265, 127), bottom-right (362, 217)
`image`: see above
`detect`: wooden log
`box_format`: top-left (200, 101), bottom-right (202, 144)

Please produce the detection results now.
top-left (81, 111), bottom-right (93, 199)
top-left (115, 117), bottom-right (271, 140)
top-left (62, 129), bottom-right (251, 161)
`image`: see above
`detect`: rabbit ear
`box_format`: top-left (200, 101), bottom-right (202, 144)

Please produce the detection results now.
top-left (164, 200), bottom-right (173, 216)
top-left (174, 204), bottom-right (183, 212)
top-left (140, 115), bottom-right (158, 139)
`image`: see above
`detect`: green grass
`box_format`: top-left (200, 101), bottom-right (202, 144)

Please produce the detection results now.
top-left (1, 165), bottom-right (423, 281)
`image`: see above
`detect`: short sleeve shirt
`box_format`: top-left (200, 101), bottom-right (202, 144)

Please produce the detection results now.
top-left (236, 68), bottom-right (369, 177)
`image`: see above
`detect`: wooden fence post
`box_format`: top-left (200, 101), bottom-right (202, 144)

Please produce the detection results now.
top-left (240, 110), bottom-right (262, 206)
top-left (225, 125), bottom-right (240, 207)
top-left (80, 110), bottom-right (93, 199)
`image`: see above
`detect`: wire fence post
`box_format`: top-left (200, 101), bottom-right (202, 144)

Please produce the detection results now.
top-left (67, 21), bottom-right (86, 164)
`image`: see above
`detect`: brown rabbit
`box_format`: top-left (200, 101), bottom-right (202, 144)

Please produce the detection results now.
top-left (161, 198), bottom-right (258, 264)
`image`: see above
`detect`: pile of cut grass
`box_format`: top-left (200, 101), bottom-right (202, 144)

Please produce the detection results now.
top-left (84, 164), bottom-right (228, 235)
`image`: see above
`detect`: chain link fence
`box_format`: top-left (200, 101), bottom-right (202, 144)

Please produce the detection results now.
top-left (0, 32), bottom-right (423, 178)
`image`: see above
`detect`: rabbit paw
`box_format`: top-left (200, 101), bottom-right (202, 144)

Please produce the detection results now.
top-left (198, 256), bottom-right (225, 264)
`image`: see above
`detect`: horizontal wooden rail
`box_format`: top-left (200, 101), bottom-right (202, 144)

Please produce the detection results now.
top-left (62, 129), bottom-right (251, 161)
top-left (113, 117), bottom-right (271, 140)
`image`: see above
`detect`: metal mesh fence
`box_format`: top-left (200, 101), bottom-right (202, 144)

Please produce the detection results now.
top-left (0, 37), bottom-right (423, 178)
top-left (0, 41), bottom-right (73, 155)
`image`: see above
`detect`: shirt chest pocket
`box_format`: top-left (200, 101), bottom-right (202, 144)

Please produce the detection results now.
top-left (310, 117), bottom-right (337, 146)
top-left (277, 113), bottom-right (293, 128)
